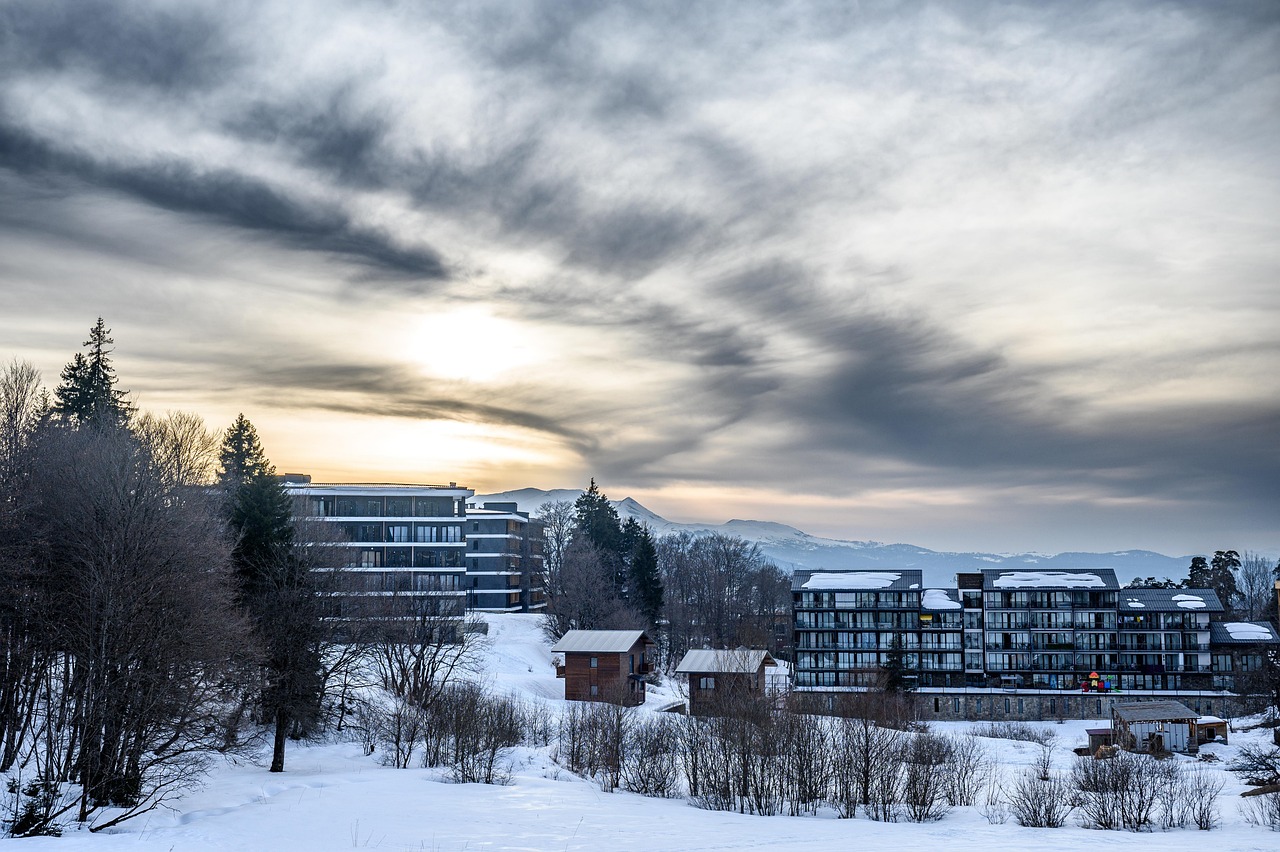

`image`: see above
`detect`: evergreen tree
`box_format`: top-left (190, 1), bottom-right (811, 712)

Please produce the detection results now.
top-left (627, 524), bottom-right (664, 626)
top-left (1187, 556), bottom-right (1211, 588)
top-left (218, 416), bottom-right (322, 773)
top-left (573, 478), bottom-right (623, 555)
top-left (53, 318), bottom-right (132, 427)
top-left (218, 413), bottom-right (273, 490)
top-left (881, 633), bottom-right (913, 693)
top-left (1210, 549), bottom-right (1242, 614)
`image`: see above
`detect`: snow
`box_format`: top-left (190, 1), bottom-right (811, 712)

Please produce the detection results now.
top-left (991, 571), bottom-right (1105, 588)
top-left (15, 612), bottom-right (1280, 852)
top-left (1197, 715), bottom-right (1226, 725)
top-left (1172, 594), bottom-right (1207, 609)
top-left (1123, 598), bottom-right (1146, 608)
top-left (922, 589), bottom-right (961, 610)
top-left (802, 571), bottom-right (900, 589)
top-left (1223, 622), bottom-right (1274, 640)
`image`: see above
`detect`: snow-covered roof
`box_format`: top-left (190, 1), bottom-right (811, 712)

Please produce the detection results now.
top-left (1113, 700), bottom-right (1197, 722)
top-left (1209, 621), bottom-right (1278, 644)
top-left (982, 569), bottom-right (1118, 590)
top-left (793, 570), bottom-right (922, 591)
top-left (550, 630), bottom-right (654, 654)
top-left (675, 649), bottom-right (777, 674)
top-left (922, 589), bottom-right (961, 610)
top-left (1119, 588), bottom-right (1222, 612)
top-left (1196, 716), bottom-right (1226, 725)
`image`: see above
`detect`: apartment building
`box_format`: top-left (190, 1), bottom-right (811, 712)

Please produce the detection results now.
top-left (463, 501), bottom-right (546, 612)
top-left (285, 479), bottom-right (472, 622)
top-left (792, 568), bottom-right (1275, 717)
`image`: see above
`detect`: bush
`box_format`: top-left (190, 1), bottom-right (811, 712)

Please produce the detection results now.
top-left (1241, 791), bottom-right (1280, 831)
top-left (969, 721), bottom-right (1056, 746)
top-left (1007, 771), bottom-right (1072, 827)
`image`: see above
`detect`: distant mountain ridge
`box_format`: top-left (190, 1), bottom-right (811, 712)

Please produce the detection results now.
top-left (469, 488), bottom-right (1191, 588)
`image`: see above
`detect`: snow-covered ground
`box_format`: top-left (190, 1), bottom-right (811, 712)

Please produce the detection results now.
top-left (15, 614), bottom-right (1280, 851)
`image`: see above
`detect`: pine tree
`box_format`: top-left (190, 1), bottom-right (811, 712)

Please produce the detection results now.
top-left (1210, 550), bottom-right (1241, 614)
top-left (218, 413), bottom-right (273, 489)
top-left (881, 633), bottom-right (913, 693)
top-left (218, 415), bottom-right (321, 773)
top-left (573, 479), bottom-right (623, 555)
top-left (627, 524), bottom-right (664, 626)
top-left (53, 318), bottom-right (132, 427)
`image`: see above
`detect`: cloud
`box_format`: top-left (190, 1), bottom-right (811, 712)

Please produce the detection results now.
top-left (0, 0), bottom-right (1277, 552)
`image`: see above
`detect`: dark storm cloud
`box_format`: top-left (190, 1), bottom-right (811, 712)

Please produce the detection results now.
top-left (0, 0), bottom-right (238, 92)
top-left (0, 120), bottom-right (448, 284)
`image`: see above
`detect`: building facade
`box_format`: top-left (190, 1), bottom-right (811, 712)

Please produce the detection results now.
top-left (463, 501), bottom-right (546, 612)
top-left (792, 568), bottom-right (1276, 719)
top-left (284, 480), bottom-right (548, 619)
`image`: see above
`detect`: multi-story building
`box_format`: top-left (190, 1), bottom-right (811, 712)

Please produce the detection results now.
top-left (285, 479), bottom-right (472, 622)
top-left (463, 501), bottom-right (546, 612)
top-left (791, 568), bottom-right (1274, 719)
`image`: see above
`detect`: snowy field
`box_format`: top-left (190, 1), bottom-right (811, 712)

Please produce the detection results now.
top-left (15, 614), bottom-right (1280, 852)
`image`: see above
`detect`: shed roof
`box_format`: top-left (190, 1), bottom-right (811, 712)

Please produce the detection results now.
top-left (1113, 700), bottom-right (1197, 722)
top-left (675, 649), bottom-right (777, 674)
top-left (550, 630), bottom-right (653, 654)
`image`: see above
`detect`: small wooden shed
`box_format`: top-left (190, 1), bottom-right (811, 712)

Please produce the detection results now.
top-left (675, 649), bottom-right (778, 716)
top-left (1111, 700), bottom-right (1197, 753)
top-left (1192, 715), bottom-right (1229, 747)
top-left (550, 630), bottom-right (655, 706)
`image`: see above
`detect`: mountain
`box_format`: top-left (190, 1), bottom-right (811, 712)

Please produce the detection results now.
top-left (468, 488), bottom-right (1191, 587)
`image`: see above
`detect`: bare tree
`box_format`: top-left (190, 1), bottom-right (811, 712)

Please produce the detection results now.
top-left (1239, 551), bottom-right (1276, 622)
top-left (534, 499), bottom-right (574, 583)
top-left (133, 410), bottom-right (220, 487)
top-left (543, 538), bottom-right (637, 639)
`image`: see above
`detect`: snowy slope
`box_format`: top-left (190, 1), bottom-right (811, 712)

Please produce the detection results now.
top-left (472, 488), bottom-right (1192, 586)
top-left (20, 613), bottom-right (1280, 852)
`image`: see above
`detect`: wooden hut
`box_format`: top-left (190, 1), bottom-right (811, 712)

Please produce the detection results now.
top-left (1111, 700), bottom-right (1197, 753)
top-left (675, 649), bottom-right (778, 716)
top-left (551, 630), bottom-right (655, 705)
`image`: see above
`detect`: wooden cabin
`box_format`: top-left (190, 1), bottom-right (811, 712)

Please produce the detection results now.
top-left (675, 649), bottom-right (778, 716)
top-left (550, 630), bottom-right (656, 705)
top-left (1111, 700), bottom-right (1197, 753)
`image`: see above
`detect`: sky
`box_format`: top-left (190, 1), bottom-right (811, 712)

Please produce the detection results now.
top-left (1, 0), bottom-right (1277, 556)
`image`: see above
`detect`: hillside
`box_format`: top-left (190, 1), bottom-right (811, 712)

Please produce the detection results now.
top-left (18, 613), bottom-right (1278, 851)
top-left (470, 489), bottom-right (1191, 586)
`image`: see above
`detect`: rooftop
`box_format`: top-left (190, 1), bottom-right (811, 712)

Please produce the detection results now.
top-left (550, 630), bottom-right (654, 654)
top-left (1117, 588), bottom-right (1223, 612)
top-left (793, 569), bottom-right (923, 592)
top-left (1209, 621), bottom-right (1279, 645)
top-left (675, 649), bottom-right (777, 674)
top-left (982, 568), bottom-right (1119, 591)
top-left (1113, 700), bottom-right (1197, 722)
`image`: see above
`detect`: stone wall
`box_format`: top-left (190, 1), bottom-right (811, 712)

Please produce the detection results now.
top-left (914, 690), bottom-right (1255, 722)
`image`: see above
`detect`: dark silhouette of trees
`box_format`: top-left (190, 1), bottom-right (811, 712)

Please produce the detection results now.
top-left (52, 319), bottom-right (132, 428)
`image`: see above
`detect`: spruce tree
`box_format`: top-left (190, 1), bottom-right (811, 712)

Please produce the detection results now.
top-left (218, 415), bottom-right (321, 773)
top-left (881, 634), bottom-right (913, 693)
top-left (627, 524), bottom-right (664, 626)
top-left (53, 318), bottom-right (132, 427)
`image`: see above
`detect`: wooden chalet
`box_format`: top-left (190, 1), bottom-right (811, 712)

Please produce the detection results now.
top-left (551, 630), bottom-right (655, 705)
top-left (675, 648), bottom-right (778, 716)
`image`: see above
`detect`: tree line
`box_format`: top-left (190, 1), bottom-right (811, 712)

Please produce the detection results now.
top-left (0, 320), bottom-right (340, 833)
top-left (1126, 549), bottom-right (1280, 623)
top-left (537, 481), bottom-right (792, 666)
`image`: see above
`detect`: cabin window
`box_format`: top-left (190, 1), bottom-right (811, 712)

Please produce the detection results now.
top-left (699, 677), bottom-right (715, 690)
top-left (590, 684), bottom-right (598, 697)
top-left (590, 656), bottom-right (598, 668)
top-left (629, 654), bottom-right (635, 674)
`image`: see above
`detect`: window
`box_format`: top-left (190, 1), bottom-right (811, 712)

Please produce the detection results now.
top-left (1018, 698), bottom-right (1024, 713)
top-left (976, 698), bottom-right (983, 713)
top-left (590, 684), bottom-right (598, 697)
top-left (699, 677), bottom-right (715, 690)
top-left (1049, 698), bottom-right (1056, 715)
top-left (590, 656), bottom-right (597, 668)
top-left (1004, 698), bottom-right (1010, 714)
